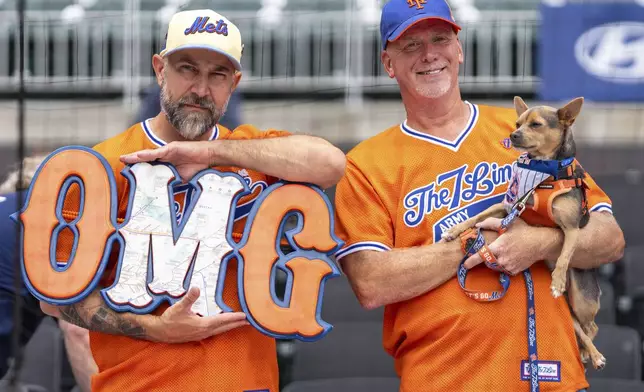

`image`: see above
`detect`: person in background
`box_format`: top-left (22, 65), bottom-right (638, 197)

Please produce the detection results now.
top-left (0, 155), bottom-right (98, 392)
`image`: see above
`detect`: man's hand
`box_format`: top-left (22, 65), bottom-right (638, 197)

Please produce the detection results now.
top-left (148, 287), bottom-right (250, 344)
top-left (463, 217), bottom-right (544, 275)
top-left (120, 141), bottom-right (212, 181)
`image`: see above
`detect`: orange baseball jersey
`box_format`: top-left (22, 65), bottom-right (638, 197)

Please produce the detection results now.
top-left (56, 120), bottom-right (290, 392)
top-left (333, 101), bottom-right (613, 392)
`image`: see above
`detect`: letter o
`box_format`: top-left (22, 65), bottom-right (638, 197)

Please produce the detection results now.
top-left (19, 147), bottom-right (117, 303)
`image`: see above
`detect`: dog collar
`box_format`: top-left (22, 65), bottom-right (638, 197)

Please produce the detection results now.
top-left (516, 154), bottom-right (575, 180)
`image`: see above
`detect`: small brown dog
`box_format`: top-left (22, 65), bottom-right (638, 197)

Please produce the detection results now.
top-left (442, 96), bottom-right (606, 370)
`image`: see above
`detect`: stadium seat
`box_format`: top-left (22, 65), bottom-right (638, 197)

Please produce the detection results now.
top-left (282, 377), bottom-right (400, 392)
top-left (597, 280), bottom-right (616, 325)
top-left (587, 377), bottom-right (644, 392)
top-left (288, 321), bottom-right (396, 382)
top-left (0, 381), bottom-right (48, 392)
top-left (585, 324), bottom-right (642, 380)
top-left (319, 275), bottom-right (384, 323)
top-left (0, 318), bottom-right (64, 392)
top-left (620, 246), bottom-right (644, 299)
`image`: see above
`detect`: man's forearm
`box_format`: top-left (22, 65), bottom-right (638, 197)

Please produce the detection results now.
top-left (41, 290), bottom-right (157, 341)
top-left (539, 211), bottom-right (625, 269)
top-left (58, 321), bottom-right (97, 392)
top-left (209, 135), bottom-right (346, 189)
top-left (341, 231), bottom-right (498, 309)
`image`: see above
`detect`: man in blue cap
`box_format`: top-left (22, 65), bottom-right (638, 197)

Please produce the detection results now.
top-left (333, 0), bottom-right (624, 391)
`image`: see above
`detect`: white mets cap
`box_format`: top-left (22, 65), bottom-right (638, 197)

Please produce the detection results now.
top-left (160, 9), bottom-right (243, 71)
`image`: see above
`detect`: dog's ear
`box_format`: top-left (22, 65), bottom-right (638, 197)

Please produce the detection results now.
top-left (514, 96), bottom-right (529, 117)
top-left (557, 97), bottom-right (584, 127)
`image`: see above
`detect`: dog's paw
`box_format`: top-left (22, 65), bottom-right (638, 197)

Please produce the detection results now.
top-left (592, 354), bottom-right (606, 370)
top-left (441, 230), bottom-right (458, 242)
top-left (550, 269), bottom-right (567, 298)
top-left (550, 285), bottom-right (565, 298)
top-left (580, 349), bottom-right (590, 364)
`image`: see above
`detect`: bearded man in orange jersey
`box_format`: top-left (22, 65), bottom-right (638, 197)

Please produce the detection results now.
top-left (39, 8), bottom-right (346, 392)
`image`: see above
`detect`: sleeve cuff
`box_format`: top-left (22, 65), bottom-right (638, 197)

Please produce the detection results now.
top-left (590, 203), bottom-right (612, 214)
top-left (334, 241), bottom-right (391, 261)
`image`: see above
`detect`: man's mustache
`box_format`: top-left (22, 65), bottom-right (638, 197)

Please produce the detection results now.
top-left (178, 96), bottom-right (216, 113)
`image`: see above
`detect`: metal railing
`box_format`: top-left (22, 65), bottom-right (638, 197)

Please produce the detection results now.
top-left (0, 9), bottom-right (540, 98)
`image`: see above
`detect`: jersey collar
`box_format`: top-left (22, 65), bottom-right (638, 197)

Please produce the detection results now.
top-left (399, 101), bottom-right (479, 152)
top-left (142, 118), bottom-right (219, 147)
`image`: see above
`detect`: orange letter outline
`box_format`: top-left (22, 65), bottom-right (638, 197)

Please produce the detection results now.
top-left (216, 181), bottom-right (343, 342)
top-left (12, 146), bottom-right (121, 305)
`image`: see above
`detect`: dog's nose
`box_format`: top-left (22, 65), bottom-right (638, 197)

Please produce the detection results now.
top-left (510, 132), bottom-right (521, 142)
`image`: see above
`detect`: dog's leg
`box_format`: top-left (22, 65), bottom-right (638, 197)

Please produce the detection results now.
top-left (550, 195), bottom-right (584, 298)
top-left (567, 268), bottom-right (604, 368)
top-left (550, 227), bottom-right (579, 298)
top-left (572, 314), bottom-right (606, 370)
top-left (567, 268), bottom-right (601, 338)
top-left (441, 203), bottom-right (507, 242)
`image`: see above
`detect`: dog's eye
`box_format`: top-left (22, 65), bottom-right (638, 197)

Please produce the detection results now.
top-left (530, 122), bottom-right (542, 128)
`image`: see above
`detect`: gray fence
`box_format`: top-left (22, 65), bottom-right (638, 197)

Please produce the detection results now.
top-left (0, 9), bottom-right (539, 98)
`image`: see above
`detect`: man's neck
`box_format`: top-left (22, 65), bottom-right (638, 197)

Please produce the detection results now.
top-left (150, 113), bottom-right (215, 143)
top-left (402, 89), bottom-right (470, 142)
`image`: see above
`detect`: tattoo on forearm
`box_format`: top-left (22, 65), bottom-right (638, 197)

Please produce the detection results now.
top-left (58, 301), bottom-right (148, 340)
top-left (59, 304), bottom-right (90, 329)
top-left (89, 307), bottom-right (147, 339)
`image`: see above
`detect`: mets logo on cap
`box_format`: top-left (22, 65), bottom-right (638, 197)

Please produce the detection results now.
top-left (159, 9), bottom-right (244, 71)
top-left (407, 0), bottom-right (426, 9)
top-left (184, 16), bottom-right (229, 37)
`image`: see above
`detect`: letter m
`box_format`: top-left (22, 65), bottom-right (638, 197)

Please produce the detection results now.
top-left (102, 162), bottom-right (248, 316)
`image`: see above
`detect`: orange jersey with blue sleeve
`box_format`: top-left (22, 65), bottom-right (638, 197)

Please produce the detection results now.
top-left (56, 120), bottom-right (290, 392)
top-left (333, 101), bottom-right (613, 392)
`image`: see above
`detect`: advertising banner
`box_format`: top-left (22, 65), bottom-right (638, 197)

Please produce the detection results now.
top-left (539, 1), bottom-right (644, 102)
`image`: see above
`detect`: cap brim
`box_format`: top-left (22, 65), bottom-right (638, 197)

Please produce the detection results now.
top-left (160, 44), bottom-right (242, 71)
top-left (387, 15), bottom-right (461, 46)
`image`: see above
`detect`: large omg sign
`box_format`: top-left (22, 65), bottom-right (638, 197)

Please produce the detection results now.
top-left (13, 146), bottom-right (343, 342)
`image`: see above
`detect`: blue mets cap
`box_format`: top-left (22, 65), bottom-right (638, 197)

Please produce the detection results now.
top-left (380, 0), bottom-right (461, 50)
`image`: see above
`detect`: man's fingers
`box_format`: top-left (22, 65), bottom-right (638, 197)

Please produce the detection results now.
top-left (120, 148), bottom-right (166, 164)
top-left (463, 253), bottom-right (483, 269)
top-left (172, 287), bottom-right (201, 313)
top-left (203, 312), bottom-right (248, 329)
top-left (209, 320), bottom-right (250, 337)
top-left (464, 241), bottom-right (501, 270)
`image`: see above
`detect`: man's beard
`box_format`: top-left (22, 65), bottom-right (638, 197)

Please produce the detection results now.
top-left (159, 81), bottom-right (226, 140)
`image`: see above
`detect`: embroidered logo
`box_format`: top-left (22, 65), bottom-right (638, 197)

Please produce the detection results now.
top-left (407, 0), bottom-right (426, 9)
top-left (184, 16), bottom-right (229, 36)
top-left (403, 162), bottom-right (513, 228)
top-left (501, 137), bottom-right (512, 149)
